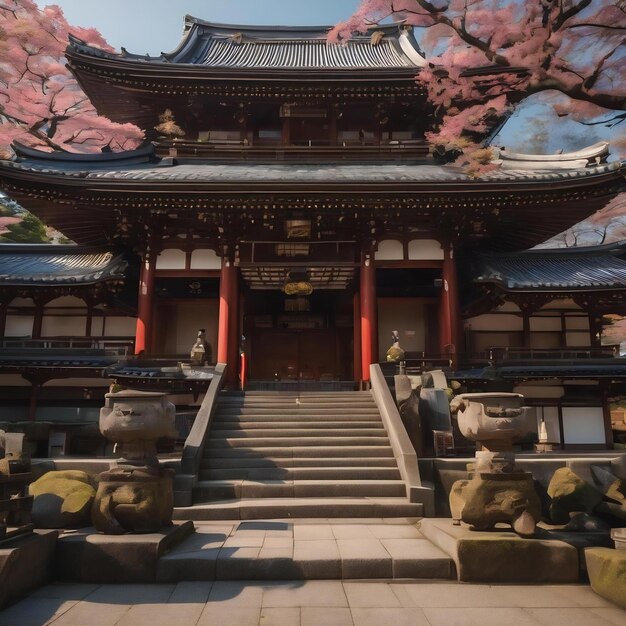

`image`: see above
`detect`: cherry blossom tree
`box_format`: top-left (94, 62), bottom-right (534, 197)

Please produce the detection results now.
top-left (0, 0), bottom-right (143, 157)
top-left (538, 192), bottom-right (626, 247)
top-left (331, 0), bottom-right (626, 172)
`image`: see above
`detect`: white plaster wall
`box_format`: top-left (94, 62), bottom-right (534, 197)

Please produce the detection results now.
top-left (566, 316), bottom-right (590, 330)
top-left (377, 298), bottom-right (425, 356)
top-left (514, 384), bottom-right (565, 399)
top-left (159, 300), bottom-right (219, 357)
top-left (496, 301), bottom-right (521, 313)
top-left (8, 297), bottom-right (34, 308)
top-left (43, 378), bottom-right (110, 387)
top-left (472, 332), bottom-right (523, 352)
top-left (46, 296), bottom-right (85, 307)
top-left (0, 374), bottom-right (30, 387)
top-left (375, 240), bottom-right (404, 261)
top-left (562, 407), bottom-right (606, 444)
top-left (408, 239), bottom-right (444, 260)
top-left (156, 249), bottom-right (186, 270)
top-left (541, 298), bottom-right (581, 310)
top-left (103, 317), bottom-right (136, 336)
top-left (566, 332), bottom-right (591, 347)
top-left (5, 315), bottom-right (34, 337)
top-left (42, 316), bottom-right (87, 337)
top-left (529, 332), bottom-right (561, 348)
top-left (529, 316), bottom-right (561, 331)
top-left (190, 249), bottom-right (221, 270)
top-left (467, 314), bottom-right (523, 331)
top-left (90, 316), bottom-right (104, 336)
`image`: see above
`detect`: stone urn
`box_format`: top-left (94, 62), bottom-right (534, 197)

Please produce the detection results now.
top-left (449, 392), bottom-right (541, 536)
top-left (452, 393), bottom-right (536, 452)
top-left (93, 390), bottom-right (177, 534)
top-left (99, 390), bottom-right (176, 467)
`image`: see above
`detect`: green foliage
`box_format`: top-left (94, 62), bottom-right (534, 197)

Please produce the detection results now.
top-left (0, 197), bottom-right (50, 243)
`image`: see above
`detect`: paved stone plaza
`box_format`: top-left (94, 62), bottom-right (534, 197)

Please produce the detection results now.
top-left (1, 579), bottom-right (624, 626)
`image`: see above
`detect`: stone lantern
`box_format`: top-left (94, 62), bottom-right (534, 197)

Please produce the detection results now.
top-left (449, 392), bottom-right (541, 536)
top-left (92, 390), bottom-right (177, 534)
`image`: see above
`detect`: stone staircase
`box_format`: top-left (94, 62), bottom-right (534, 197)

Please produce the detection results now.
top-left (174, 391), bottom-right (424, 520)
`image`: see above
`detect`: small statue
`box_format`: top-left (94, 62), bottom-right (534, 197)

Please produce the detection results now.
top-left (190, 328), bottom-right (211, 365)
top-left (386, 330), bottom-right (405, 362)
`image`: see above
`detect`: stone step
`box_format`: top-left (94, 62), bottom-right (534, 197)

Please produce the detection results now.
top-left (173, 498), bottom-right (424, 521)
top-left (217, 401), bottom-right (376, 413)
top-left (156, 520), bottom-right (454, 582)
top-left (213, 414), bottom-right (382, 423)
top-left (219, 392), bottom-right (370, 399)
top-left (193, 479), bottom-right (407, 500)
top-left (205, 446), bottom-right (396, 459)
top-left (202, 456), bottom-right (399, 470)
top-left (209, 428), bottom-right (387, 438)
top-left (200, 466), bottom-right (402, 481)
top-left (206, 436), bottom-right (390, 448)
top-left (215, 407), bottom-right (380, 416)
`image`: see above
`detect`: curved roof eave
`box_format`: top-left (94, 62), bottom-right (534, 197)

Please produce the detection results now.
top-left (67, 19), bottom-right (426, 71)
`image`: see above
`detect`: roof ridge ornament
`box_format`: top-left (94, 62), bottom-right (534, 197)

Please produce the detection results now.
top-left (371, 31), bottom-right (384, 46)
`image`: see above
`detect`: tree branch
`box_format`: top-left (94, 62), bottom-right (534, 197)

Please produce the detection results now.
top-left (583, 39), bottom-right (625, 91)
top-left (554, 0), bottom-right (593, 30)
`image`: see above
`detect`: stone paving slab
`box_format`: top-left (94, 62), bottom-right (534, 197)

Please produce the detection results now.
top-left (0, 580), bottom-right (622, 626)
top-left (157, 518), bottom-right (452, 582)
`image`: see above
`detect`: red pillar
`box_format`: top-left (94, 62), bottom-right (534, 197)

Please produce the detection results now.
top-left (360, 251), bottom-right (378, 382)
top-left (353, 292), bottom-right (362, 382)
top-left (135, 252), bottom-right (156, 355)
top-left (439, 243), bottom-right (461, 366)
top-left (217, 258), bottom-right (239, 386)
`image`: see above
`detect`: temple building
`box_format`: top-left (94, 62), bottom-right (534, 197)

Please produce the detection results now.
top-left (0, 17), bottom-right (625, 451)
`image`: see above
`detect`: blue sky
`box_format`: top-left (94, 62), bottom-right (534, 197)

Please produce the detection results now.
top-left (35, 0), bottom-right (361, 54)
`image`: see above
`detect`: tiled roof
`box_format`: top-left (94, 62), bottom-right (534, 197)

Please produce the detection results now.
top-left (68, 19), bottom-right (425, 70)
top-left (2, 150), bottom-right (622, 185)
top-left (0, 245), bottom-right (127, 286)
top-left (191, 37), bottom-right (417, 69)
top-left (476, 243), bottom-right (626, 290)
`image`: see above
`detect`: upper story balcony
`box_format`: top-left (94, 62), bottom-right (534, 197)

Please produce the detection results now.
top-left (155, 138), bottom-right (431, 163)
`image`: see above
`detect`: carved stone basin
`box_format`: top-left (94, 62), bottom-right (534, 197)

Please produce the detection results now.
top-left (452, 392), bottom-right (536, 451)
top-left (99, 390), bottom-right (176, 466)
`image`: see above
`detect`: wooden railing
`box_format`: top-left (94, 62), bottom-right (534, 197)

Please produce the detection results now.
top-left (487, 346), bottom-right (619, 362)
top-left (0, 337), bottom-right (133, 357)
top-left (156, 140), bottom-right (430, 163)
top-left (380, 346), bottom-right (623, 376)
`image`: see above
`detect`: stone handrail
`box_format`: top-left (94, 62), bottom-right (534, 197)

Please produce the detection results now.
top-left (175, 363), bottom-right (226, 506)
top-left (369, 363), bottom-right (435, 516)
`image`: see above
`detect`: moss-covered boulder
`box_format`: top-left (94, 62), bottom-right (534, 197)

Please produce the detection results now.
top-left (29, 470), bottom-right (96, 528)
top-left (585, 547), bottom-right (626, 609)
top-left (547, 467), bottom-right (603, 524)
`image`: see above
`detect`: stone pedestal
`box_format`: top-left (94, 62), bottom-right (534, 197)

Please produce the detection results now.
top-left (451, 471), bottom-right (541, 536)
top-left (420, 518), bottom-right (579, 583)
top-left (0, 530), bottom-right (57, 608)
top-left (92, 465), bottom-right (175, 534)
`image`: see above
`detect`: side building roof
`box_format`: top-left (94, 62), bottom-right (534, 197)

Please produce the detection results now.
top-left (475, 242), bottom-right (626, 291)
top-left (0, 244), bottom-right (127, 287)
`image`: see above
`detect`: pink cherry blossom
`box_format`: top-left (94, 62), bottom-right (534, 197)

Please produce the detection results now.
top-left (0, 0), bottom-right (143, 155)
top-left (331, 0), bottom-right (626, 163)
